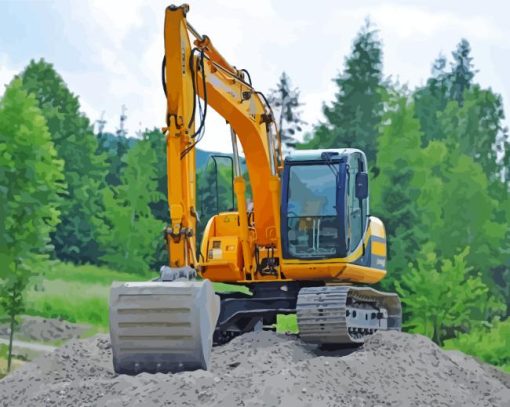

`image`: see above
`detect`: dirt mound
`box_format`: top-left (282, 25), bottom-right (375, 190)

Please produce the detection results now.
top-left (0, 331), bottom-right (509, 406)
top-left (0, 316), bottom-right (89, 342)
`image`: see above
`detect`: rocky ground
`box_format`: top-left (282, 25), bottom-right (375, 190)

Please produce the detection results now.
top-left (0, 316), bottom-right (89, 342)
top-left (0, 330), bottom-right (509, 407)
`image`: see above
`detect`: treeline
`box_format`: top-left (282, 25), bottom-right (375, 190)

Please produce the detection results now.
top-left (0, 60), bottom-right (237, 278)
top-left (297, 23), bottom-right (510, 362)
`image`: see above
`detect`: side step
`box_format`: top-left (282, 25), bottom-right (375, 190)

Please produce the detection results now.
top-left (296, 286), bottom-right (401, 345)
top-left (109, 280), bottom-right (220, 374)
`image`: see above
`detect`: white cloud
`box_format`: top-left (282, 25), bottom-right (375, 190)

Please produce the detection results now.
top-left (327, 4), bottom-right (504, 41)
top-left (1, 0), bottom-right (509, 152)
top-left (0, 54), bottom-right (21, 95)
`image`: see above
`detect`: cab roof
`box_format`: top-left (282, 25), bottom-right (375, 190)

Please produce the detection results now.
top-left (284, 148), bottom-right (365, 162)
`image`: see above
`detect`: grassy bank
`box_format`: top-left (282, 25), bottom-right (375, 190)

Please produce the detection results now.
top-left (25, 262), bottom-right (250, 331)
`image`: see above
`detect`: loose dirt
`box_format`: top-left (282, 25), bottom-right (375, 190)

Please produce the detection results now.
top-left (0, 330), bottom-right (508, 406)
top-left (0, 316), bottom-right (89, 342)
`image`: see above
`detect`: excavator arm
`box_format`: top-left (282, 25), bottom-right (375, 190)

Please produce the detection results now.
top-left (162, 4), bottom-right (281, 274)
top-left (109, 4), bottom-right (282, 374)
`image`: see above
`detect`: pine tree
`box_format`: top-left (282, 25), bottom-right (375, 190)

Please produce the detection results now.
top-left (413, 55), bottom-right (450, 145)
top-left (0, 79), bottom-right (65, 370)
top-left (440, 85), bottom-right (507, 181)
top-left (300, 20), bottom-right (384, 166)
top-left (20, 59), bottom-right (108, 264)
top-left (414, 39), bottom-right (478, 146)
top-left (268, 72), bottom-right (305, 150)
top-left (449, 39), bottom-right (476, 105)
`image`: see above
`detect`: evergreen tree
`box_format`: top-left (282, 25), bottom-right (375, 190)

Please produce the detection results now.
top-left (100, 135), bottom-right (165, 274)
top-left (144, 128), bottom-right (169, 224)
top-left (413, 55), bottom-right (450, 145)
top-left (20, 59), bottom-right (108, 264)
top-left (0, 79), bottom-right (65, 370)
top-left (440, 85), bottom-right (508, 181)
top-left (268, 72), bottom-right (305, 150)
top-left (300, 20), bottom-right (384, 166)
top-left (414, 39), bottom-right (478, 146)
top-left (449, 39), bottom-right (476, 105)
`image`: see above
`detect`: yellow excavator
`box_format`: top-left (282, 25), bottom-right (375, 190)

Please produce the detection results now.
top-left (109, 4), bottom-right (401, 374)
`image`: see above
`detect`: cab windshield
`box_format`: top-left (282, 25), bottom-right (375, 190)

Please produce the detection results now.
top-left (286, 164), bottom-right (340, 258)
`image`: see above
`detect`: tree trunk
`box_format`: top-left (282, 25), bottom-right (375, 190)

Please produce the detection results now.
top-left (7, 311), bottom-right (15, 372)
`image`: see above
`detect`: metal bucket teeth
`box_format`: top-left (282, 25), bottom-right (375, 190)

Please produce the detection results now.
top-left (109, 280), bottom-right (220, 374)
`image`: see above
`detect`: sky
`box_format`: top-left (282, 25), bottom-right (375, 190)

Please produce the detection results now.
top-left (0, 0), bottom-right (509, 153)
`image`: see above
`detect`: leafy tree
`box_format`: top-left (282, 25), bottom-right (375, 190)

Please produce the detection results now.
top-left (0, 79), bottom-right (65, 370)
top-left (97, 131), bottom-right (137, 187)
top-left (371, 93), bottom-right (434, 288)
top-left (396, 248), bottom-right (502, 345)
top-left (100, 135), bottom-right (165, 274)
top-left (433, 107), bottom-right (507, 286)
top-left (300, 20), bottom-right (384, 166)
top-left (444, 317), bottom-right (510, 372)
top-left (20, 59), bottom-right (108, 264)
top-left (268, 72), bottom-right (305, 150)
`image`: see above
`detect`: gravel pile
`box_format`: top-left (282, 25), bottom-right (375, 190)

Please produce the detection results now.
top-left (0, 316), bottom-right (89, 342)
top-left (1, 330), bottom-right (509, 406)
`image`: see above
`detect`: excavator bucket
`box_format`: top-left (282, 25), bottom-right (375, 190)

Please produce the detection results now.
top-left (109, 279), bottom-right (220, 374)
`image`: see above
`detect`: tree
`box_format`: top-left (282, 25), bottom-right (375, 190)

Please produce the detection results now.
top-left (413, 55), bottom-right (450, 145)
top-left (0, 79), bottom-right (65, 371)
top-left (20, 59), bottom-right (108, 264)
top-left (97, 131), bottom-right (137, 187)
top-left (268, 72), bottom-right (305, 150)
top-left (439, 85), bottom-right (508, 182)
top-left (449, 39), bottom-right (476, 105)
top-left (396, 248), bottom-right (502, 345)
top-left (414, 39), bottom-right (479, 147)
top-left (371, 93), bottom-right (435, 289)
top-left (434, 104), bottom-right (507, 283)
top-left (443, 317), bottom-right (510, 371)
top-left (300, 20), bottom-right (384, 166)
top-left (100, 134), bottom-right (165, 274)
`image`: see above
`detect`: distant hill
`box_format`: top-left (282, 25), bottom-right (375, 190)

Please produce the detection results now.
top-left (97, 132), bottom-right (230, 170)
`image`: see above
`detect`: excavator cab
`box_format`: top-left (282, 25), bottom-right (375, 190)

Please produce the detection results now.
top-left (281, 149), bottom-right (369, 261)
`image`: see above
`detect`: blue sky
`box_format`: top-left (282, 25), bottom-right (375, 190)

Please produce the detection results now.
top-left (1, 0), bottom-right (508, 153)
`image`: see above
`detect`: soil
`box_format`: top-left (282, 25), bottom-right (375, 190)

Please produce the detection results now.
top-left (0, 330), bottom-right (509, 407)
top-left (0, 316), bottom-right (90, 342)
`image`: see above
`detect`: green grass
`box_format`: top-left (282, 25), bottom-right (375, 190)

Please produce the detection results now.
top-left (26, 279), bottom-right (111, 328)
top-left (25, 262), bottom-right (251, 331)
top-left (276, 314), bottom-right (298, 333)
top-left (25, 262), bottom-right (154, 330)
top-left (44, 262), bottom-right (153, 284)
top-left (213, 282), bottom-right (250, 294)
